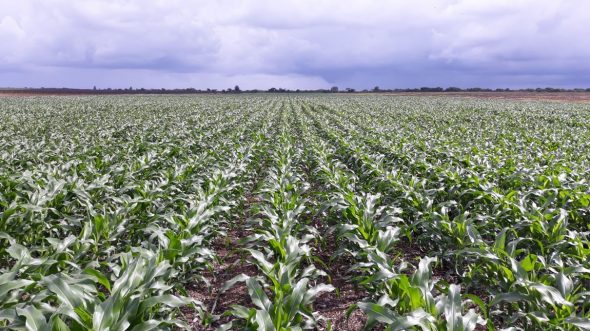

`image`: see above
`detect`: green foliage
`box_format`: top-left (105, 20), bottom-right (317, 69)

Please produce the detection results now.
top-left (1, 95), bottom-right (590, 330)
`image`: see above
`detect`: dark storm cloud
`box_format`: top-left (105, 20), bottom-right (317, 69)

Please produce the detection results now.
top-left (1, 0), bottom-right (589, 89)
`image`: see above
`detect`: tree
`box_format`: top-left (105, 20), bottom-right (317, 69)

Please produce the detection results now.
top-left (330, 86), bottom-right (339, 93)
top-left (234, 85), bottom-right (241, 92)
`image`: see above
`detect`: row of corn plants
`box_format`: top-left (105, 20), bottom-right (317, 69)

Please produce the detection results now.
top-left (298, 105), bottom-right (487, 330)
top-left (306, 97), bottom-right (590, 329)
top-left (218, 104), bottom-right (334, 330)
top-left (0, 96), bottom-right (275, 329)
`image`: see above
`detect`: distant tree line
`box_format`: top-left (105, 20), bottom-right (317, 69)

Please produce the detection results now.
top-left (2, 86), bottom-right (590, 95)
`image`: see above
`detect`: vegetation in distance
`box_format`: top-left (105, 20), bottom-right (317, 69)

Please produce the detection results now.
top-left (2, 86), bottom-right (590, 95)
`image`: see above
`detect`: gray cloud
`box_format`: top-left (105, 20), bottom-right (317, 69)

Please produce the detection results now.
top-left (1, 0), bottom-right (589, 89)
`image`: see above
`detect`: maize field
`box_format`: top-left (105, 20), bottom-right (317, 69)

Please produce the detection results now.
top-left (1, 94), bottom-right (590, 330)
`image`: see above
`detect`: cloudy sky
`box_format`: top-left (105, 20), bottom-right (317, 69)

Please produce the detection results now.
top-left (1, 0), bottom-right (589, 89)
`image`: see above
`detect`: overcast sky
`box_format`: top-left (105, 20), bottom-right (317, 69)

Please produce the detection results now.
top-left (1, 0), bottom-right (589, 89)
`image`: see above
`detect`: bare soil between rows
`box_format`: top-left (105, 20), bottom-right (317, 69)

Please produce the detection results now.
top-left (185, 224), bottom-right (371, 330)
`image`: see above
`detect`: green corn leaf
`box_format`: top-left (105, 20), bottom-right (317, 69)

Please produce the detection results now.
top-left (221, 274), bottom-right (250, 292)
top-left (529, 283), bottom-right (572, 307)
top-left (246, 278), bottom-right (271, 311)
top-left (302, 284), bottom-right (335, 305)
top-left (139, 294), bottom-right (192, 311)
top-left (254, 309), bottom-right (275, 331)
top-left (0, 277), bottom-right (35, 299)
top-left (357, 302), bottom-right (397, 324)
top-left (16, 306), bottom-right (48, 331)
top-left (388, 309), bottom-right (436, 331)
top-left (556, 272), bottom-right (573, 297)
top-left (51, 316), bottom-right (71, 331)
top-left (490, 292), bottom-right (529, 306)
top-left (444, 284), bottom-right (463, 331)
top-left (129, 319), bottom-right (188, 331)
top-left (286, 278), bottom-right (309, 320)
top-left (83, 268), bottom-right (111, 292)
top-left (565, 317), bottom-right (590, 330)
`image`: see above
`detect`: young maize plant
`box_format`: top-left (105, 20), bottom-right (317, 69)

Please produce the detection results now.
top-left (330, 105), bottom-right (590, 328)
top-left (298, 114), bottom-right (487, 329)
top-left (145, 137), bottom-right (262, 286)
top-left (219, 131), bottom-right (334, 330)
top-left (0, 242), bottom-right (196, 330)
top-left (1, 95), bottom-right (590, 330)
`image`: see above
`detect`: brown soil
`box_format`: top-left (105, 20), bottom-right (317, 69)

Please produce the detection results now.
top-left (392, 239), bottom-right (426, 264)
top-left (314, 270), bottom-right (368, 330)
top-left (185, 228), bottom-right (258, 330)
top-left (182, 164), bottom-right (270, 330)
top-left (310, 216), bottom-right (369, 330)
top-left (376, 91), bottom-right (590, 103)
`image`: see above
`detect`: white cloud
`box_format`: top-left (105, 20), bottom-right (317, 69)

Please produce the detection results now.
top-left (0, 66), bottom-right (330, 90)
top-left (0, 0), bottom-right (589, 88)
